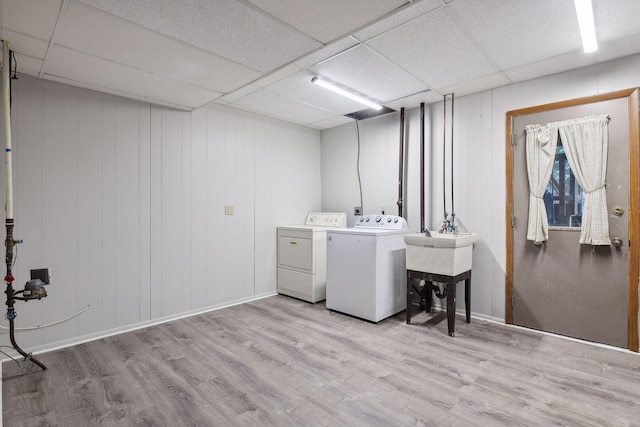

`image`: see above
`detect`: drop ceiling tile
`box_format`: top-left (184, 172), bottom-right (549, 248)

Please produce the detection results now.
top-left (56, 2), bottom-right (262, 94)
top-left (2, 0), bottom-right (63, 41)
top-left (595, 33), bottom-right (640, 63)
top-left (253, 63), bottom-right (302, 88)
top-left (1, 29), bottom-right (49, 59)
top-left (76, 0), bottom-right (322, 73)
top-left (12, 53), bottom-right (43, 77)
top-left (311, 115), bottom-right (355, 130)
top-left (310, 45), bottom-right (428, 103)
top-left (592, 0), bottom-right (640, 42)
top-left (268, 71), bottom-right (370, 115)
top-left (448, 0), bottom-right (581, 70)
top-left (245, 0), bottom-right (407, 44)
top-left (294, 36), bottom-right (359, 69)
top-left (353, 0), bottom-right (443, 42)
top-left (504, 52), bottom-right (595, 84)
top-left (366, 7), bottom-right (497, 89)
top-left (220, 85), bottom-right (261, 103)
top-left (44, 46), bottom-right (221, 109)
top-left (231, 88), bottom-right (337, 125)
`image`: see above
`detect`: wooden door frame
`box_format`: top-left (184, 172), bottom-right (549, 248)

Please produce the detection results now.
top-left (506, 88), bottom-right (640, 352)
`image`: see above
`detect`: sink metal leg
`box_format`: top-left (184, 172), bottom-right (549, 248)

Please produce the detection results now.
top-left (446, 279), bottom-right (456, 337)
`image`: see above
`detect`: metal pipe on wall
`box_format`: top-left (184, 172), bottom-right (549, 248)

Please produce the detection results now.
top-left (2, 41), bottom-right (13, 222)
top-left (3, 40), bottom-right (15, 281)
top-left (397, 107), bottom-right (405, 217)
top-left (450, 93), bottom-right (455, 221)
top-left (2, 40), bottom-right (47, 371)
top-left (442, 95), bottom-right (447, 220)
top-left (420, 102), bottom-right (425, 232)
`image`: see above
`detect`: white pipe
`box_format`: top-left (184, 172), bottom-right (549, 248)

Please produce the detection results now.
top-left (2, 40), bottom-right (13, 221)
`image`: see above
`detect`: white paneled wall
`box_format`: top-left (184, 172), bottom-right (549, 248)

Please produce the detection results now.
top-left (1, 75), bottom-right (321, 353)
top-left (321, 52), bottom-right (640, 322)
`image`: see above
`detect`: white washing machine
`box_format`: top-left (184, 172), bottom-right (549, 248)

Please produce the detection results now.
top-left (277, 212), bottom-right (346, 303)
top-left (326, 214), bottom-right (410, 322)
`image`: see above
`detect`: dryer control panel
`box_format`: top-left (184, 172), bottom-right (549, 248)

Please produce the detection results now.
top-left (354, 215), bottom-right (408, 230)
top-left (304, 212), bottom-right (347, 228)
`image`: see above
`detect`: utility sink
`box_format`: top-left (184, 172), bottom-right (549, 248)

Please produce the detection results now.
top-left (404, 232), bottom-right (478, 276)
top-left (404, 232), bottom-right (478, 248)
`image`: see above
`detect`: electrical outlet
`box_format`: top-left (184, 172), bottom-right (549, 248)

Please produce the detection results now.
top-left (354, 206), bottom-right (362, 216)
top-left (225, 205), bottom-right (235, 215)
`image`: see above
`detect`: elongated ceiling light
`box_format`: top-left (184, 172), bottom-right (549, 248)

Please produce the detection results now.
top-left (574, 0), bottom-right (597, 53)
top-left (311, 76), bottom-right (382, 110)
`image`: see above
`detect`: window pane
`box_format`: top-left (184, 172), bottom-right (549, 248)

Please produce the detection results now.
top-left (544, 144), bottom-right (583, 227)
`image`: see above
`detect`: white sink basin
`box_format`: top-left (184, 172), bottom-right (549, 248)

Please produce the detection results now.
top-left (404, 232), bottom-right (478, 276)
top-left (404, 232), bottom-right (478, 248)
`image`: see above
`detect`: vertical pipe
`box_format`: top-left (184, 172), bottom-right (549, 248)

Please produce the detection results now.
top-left (451, 93), bottom-right (455, 218)
top-left (2, 40), bottom-right (13, 222)
top-left (420, 102), bottom-right (425, 232)
top-left (398, 107), bottom-right (405, 217)
top-left (2, 40), bottom-right (15, 280)
top-left (442, 95), bottom-right (447, 219)
top-left (1, 40), bottom-right (47, 371)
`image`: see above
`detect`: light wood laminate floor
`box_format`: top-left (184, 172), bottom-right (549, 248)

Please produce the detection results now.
top-left (3, 295), bottom-right (640, 426)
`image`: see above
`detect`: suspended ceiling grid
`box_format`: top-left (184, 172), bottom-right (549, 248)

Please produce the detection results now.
top-left (3, 0), bottom-right (640, 130)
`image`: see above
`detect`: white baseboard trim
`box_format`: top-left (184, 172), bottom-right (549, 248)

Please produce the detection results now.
top-left (424, 306), bottom-right (637, 354)
top-left (452, 307), bottom-right (636, 354)
top-left (0, 292), bottom-right (277, 361)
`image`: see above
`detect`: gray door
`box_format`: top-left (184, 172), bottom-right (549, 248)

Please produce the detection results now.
top-left (511, 97), bottom-right (629, 348)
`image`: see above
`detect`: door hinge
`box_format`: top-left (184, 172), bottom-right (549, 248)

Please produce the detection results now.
top-left (511, 215), bottom-right (516, 228)
top-left (511, 134), bottom-right (516, 146)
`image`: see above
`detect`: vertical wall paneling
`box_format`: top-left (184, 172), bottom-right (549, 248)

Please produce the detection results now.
top-left (321, 123), bottom-right (360, 225)
top-left (138, 103), bottom-right (151, 321)
top-left (240, 114), bottom-right (256, 298)
top-left (160, 109), bottom-right (183, 316)
top-left (6, 53), bottom-right (640, 350)
top-left (225, 110), bottom-right (239, 301)
top-left (76, 89), bottom-right (103, 336)
top-left (101, 94), bottom-right (116, 330)
top-left (253, 117), bottom-right (274, 296)
top-left (11, 78), bottom-right (44, 348)
top-left (190, 108), bottom-right (208, 307)
top-left (181, 113), bottom-right (192, 312)
top-left (224, 110), bottom-right (245, 301)
top-left (3, 75), bottom-right (322, 353)
top-left (206, 106), bottom-right (226, 306)
top-left (149, 106), bottom-right (162, 319)
top-left (114, 98), bottom-right (141, 326)
top-left (42, 81), bottom-right (79, 342)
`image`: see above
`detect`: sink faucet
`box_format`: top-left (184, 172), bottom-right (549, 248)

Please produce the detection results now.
top-left (439, 213), bottom-right (457, 234)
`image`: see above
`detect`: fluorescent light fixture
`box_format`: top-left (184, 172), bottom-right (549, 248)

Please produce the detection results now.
top-left (574, 0), bottom-right (597, 53)
top-left (311, 76), bottom-right (382, 110)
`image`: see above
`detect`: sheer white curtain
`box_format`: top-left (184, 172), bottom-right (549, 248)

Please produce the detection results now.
top-left (558, 114), bottom-right (611, 245)
top-left (525, 123), bottom-right (558, 244)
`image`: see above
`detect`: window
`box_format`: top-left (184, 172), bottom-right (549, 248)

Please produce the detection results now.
top-left (544, 143), bottom-right (584, 228)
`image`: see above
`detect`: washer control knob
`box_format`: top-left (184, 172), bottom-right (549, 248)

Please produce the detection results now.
top-left (386, 217), bottom-right (392, 223)
top-left (394, 217), bottom-right (399, 223)
top-left (359, 217), bottom-right (365, 222)
top-left (365, 217), bottom-right (370, 222)
top-left (375, 216), bottom-right (382, 223)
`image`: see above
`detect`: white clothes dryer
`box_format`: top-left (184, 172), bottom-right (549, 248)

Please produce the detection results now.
top-left (277, 212), bottom-right (346, 303)
top-left (326, 214), bottom-right (410, 322)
